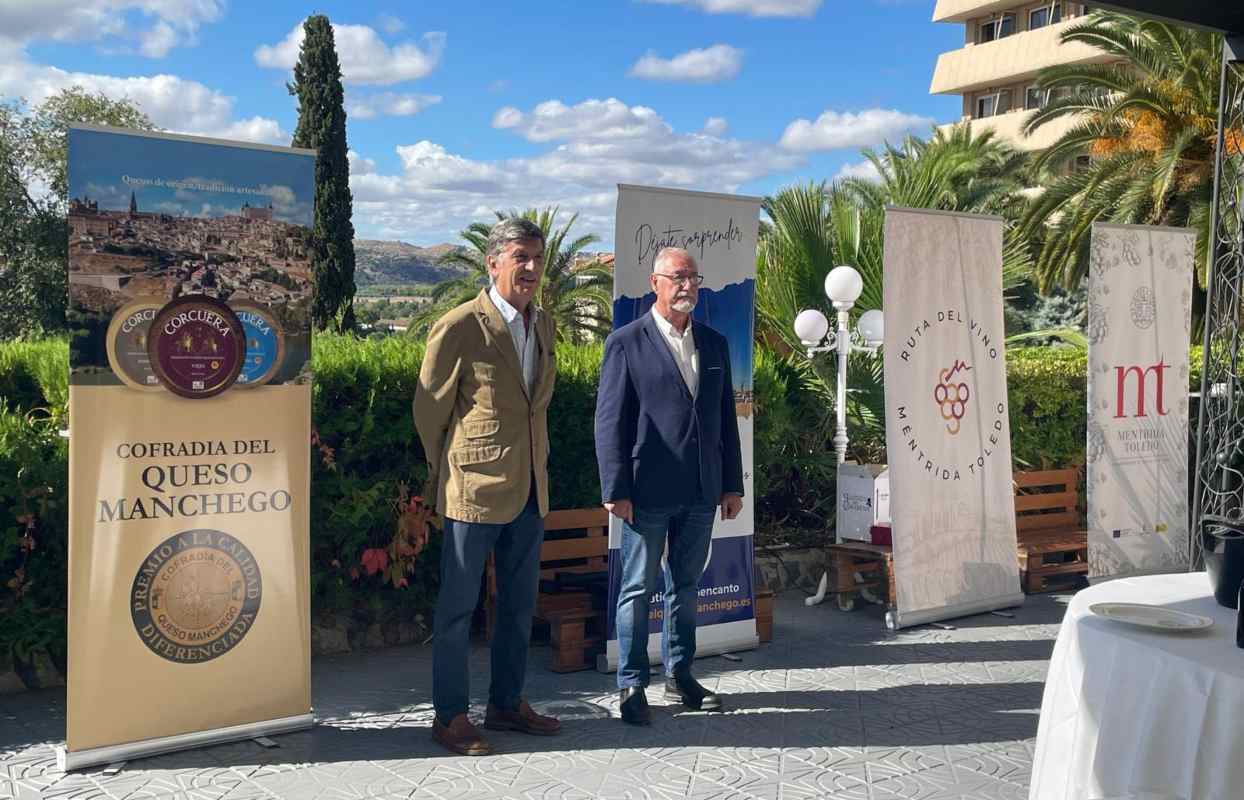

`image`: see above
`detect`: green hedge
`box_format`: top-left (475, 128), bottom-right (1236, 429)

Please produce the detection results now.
top-left (0, 335), bottom-right (1198, 664)
top-left (1006, 347), bottom-right (1088, 470)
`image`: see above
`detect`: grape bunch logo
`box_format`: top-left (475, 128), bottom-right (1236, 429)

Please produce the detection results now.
top-left (934, 360), bottom-right (972, 436)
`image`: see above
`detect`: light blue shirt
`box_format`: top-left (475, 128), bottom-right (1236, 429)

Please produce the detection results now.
top-left (488, 284), bottom-right (538, 397)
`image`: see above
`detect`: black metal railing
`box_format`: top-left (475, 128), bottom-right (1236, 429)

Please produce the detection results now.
top-left (1192, 37), bottom-right (1244, 567)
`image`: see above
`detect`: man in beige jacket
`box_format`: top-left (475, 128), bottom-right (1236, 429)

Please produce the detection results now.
top-left (414, 217), bottom-right (560, 756)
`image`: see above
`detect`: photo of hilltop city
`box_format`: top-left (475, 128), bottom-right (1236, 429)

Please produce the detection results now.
top-left (69, 193), bottom-right (312, 313)
top-left (68, 127), bottom-right (317, 384)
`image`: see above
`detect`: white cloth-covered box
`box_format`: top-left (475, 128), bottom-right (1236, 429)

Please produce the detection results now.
top-left (836, 463), bottom-right (890, 543)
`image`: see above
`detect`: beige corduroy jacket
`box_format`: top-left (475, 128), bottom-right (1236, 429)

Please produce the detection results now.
top-left (413, 289), bottom-right (556, 523)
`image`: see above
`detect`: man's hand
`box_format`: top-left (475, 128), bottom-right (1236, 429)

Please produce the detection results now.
top-left (605, 499), bottom-right (634, 525)
top-left (720, 493), bottom-right (742, 521)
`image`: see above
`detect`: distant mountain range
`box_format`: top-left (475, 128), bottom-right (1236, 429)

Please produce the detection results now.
top-left (353, 240), bottom-right (471, 287)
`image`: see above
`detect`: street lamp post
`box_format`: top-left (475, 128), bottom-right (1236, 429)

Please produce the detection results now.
top-left (793, 265), bottom-right (884, 606)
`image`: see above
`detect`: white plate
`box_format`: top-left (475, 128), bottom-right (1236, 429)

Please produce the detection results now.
top-left (1089, 602), bottom-right (1213, 632)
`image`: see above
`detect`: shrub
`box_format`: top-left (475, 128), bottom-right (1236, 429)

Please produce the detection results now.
top-left (1006, 347), bottom-right (1088, 469)
top-left (0, 338), bottom-right (68, 420)
top-left (0, 334), bottom-right (1190, 661)
top-left (0, 408), bottom-right (69, 669)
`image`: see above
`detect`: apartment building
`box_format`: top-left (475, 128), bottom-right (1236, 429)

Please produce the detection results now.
top-left (929, 2), bottom-right (1119, 150)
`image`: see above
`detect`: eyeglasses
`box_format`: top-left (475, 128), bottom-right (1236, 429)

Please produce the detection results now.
top-left (654, 272), bottom-right (704, 287)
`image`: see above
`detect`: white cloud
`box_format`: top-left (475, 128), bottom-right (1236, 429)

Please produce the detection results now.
top-left (639, 0), bottom-right (821, 17)
top-left (834, 159), bottom-right (881, 182)
top-left (0, 52), bottom-right (287, 145)
top-left (492, 98), bottom-right (668, 143)
top-left (350, 97), bottom-right (802, 245)
top-left (703, 116), bottom-right (729, 136)
top-left (255, 23), bottom-right (445, 86)
top-left (779, 108), bottom-right (933, 152)
top-left (348, 92), bottom-right (441, 120)
top-left (628, 44), bottom-right (743, 83)
top-left (377, 14), bottom-right (405, 35)
top-left (348, 150), bottom-right (377, 175)
top-left (0, 0), bottom-right (225, 56)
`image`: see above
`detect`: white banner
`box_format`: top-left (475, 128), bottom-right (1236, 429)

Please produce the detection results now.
top-left (601, 184), bottom-right (760, 671)
top-left (882, 208), bottom-right (1024, 629)
top-left (1087, 223), bottom-right (1193, 578)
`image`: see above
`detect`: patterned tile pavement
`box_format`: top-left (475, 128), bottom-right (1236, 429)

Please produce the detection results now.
top-left (0, 590), bottom-right (1070, 799)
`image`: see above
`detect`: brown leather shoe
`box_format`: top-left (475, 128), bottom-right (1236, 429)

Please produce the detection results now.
top-left (483, 699), bottom-right (561, 736)
top-left (432, 714), bottom-right (492, 756)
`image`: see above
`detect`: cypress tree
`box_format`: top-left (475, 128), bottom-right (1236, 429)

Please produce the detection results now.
top-left (289, 14), bottom-right (356, 332)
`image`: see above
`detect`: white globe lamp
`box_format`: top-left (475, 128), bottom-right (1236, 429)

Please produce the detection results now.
top-left (857, 309), bottom-right (884, 346)
top-left (824, 265), bottom-right (863, 308)
top-left (794, 309), bottom-right (830, 345)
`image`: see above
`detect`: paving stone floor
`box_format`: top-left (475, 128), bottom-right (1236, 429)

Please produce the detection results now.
top-left (0, 590), bottom-right (1070, 800)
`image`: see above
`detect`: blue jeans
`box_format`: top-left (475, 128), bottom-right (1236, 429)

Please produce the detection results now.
top-left (433, 492), bottom-right (543, 724)
top-left (615, 503), bottom-right (716, 688)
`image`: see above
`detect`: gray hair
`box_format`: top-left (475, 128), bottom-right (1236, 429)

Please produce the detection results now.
top-left (487, 217), bottom-right (545, 258)
top-left (653, 246), bottom-right (697, 273)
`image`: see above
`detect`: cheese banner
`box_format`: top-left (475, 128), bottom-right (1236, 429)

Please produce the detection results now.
top-left (62, 125), bottom-right (315, 770)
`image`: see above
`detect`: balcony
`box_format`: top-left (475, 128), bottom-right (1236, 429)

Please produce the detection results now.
top-left (932, 0), bottom-right (1029, 23)
top-left (937, 109), bottom-right (1081, 151)
top-left (929, 18), bottom-right (1114, 96)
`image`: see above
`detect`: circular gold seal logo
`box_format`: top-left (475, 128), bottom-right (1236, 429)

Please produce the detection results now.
top-left (131, 530), bottom-right (262, 664)
top-left (147, 295), bottom-right (246, 399)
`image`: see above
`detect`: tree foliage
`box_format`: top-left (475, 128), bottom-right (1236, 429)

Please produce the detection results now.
top-left (1019, 11), bottom-right (1226, 296)
top-left (290, 14), bottom-right (358, 333)
top-left (0, 89), bottom-right (155, 340)
top-left (413, 207), bottom-right (612, 342)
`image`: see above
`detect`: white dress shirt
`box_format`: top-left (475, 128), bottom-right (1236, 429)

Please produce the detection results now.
top-left (651, 306), bottom-right (698, 396)
top-left (488, 285), bottom-right (538, 397)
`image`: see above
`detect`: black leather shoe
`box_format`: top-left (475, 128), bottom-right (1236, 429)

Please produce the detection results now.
top-left (619, 687), bottom-right (651, 725)
top-left (664, 674), bottom-right (723, 711)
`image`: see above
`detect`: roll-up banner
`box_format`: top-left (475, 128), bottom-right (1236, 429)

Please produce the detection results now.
top-left (1087, 223), bottom-right (1193, 579)
top-left (882, 207), bottom-right (1024, 629)
top-left (601, 184), bottom-right (760, 671)
top-left (62, 125), bottom-right (315, 770)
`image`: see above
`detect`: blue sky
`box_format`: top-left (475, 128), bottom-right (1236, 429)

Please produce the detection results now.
top-left (69, 128), bottom-right (315, 225)
top-left (2, 0), bottom-right (964, 247)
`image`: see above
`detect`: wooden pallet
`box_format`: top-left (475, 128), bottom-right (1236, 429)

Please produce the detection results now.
top-left (826, 541), bottom-right (894, 611)
top-left (1014, 469), bottom-right (1089, 593)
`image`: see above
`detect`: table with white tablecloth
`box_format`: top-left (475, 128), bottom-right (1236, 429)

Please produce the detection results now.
top-left (1030, 572), bottom-right (1244, 800)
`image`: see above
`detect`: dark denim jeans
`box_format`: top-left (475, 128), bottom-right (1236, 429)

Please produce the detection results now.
top-left (615, 503), bottom-right (716, 688)
top-left (432, 492), bottom-right (543, 724)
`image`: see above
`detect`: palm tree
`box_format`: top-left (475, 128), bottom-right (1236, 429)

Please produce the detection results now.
top-left (528, 207), bottom-right (613, 344)
top-left (410, 207), bottom-right (612, 342)
top-left (843, 123), bottom-right (1030, 217)
top-left (408, 222), bottom-right (491, 336)
top-left (1018, 11), bottom-right (1226, 295)
top-left (756, 126), bottom-right (1035, 461)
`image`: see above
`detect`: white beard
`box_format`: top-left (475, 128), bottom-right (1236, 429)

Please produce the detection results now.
top-left (672, 299), bottom-right (696, 313)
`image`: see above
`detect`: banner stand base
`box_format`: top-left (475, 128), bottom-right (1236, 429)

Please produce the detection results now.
top-left (887, 592), bottom-right (1025, 631)
top-left (595, 634), bottom-right (760, 673)
top-left (57, 712), bottom-right (314, 772)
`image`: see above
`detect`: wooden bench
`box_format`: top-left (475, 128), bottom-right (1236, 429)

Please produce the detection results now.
top-left (1013, 468), bottom-right (1089, 593)
top-left (485, 508), bottom-right (610, 672)
top-left (486, 508), bottom-right (777, 668)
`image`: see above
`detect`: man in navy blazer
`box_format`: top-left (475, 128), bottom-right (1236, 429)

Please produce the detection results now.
top-left (594, 246), bottom-right (744, 725)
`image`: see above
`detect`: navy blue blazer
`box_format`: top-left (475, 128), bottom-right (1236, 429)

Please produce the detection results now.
top-left (594, 312), bottom-right (745, 508)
